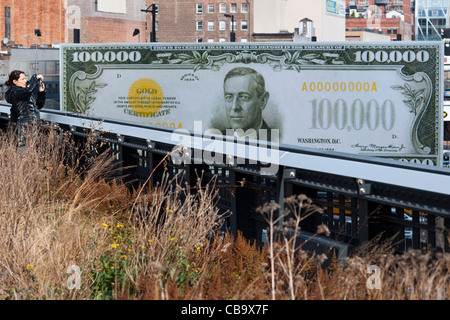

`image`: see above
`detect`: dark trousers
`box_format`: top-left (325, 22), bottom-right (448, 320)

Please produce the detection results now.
top-left (14, 117), bottom-right (39, 148)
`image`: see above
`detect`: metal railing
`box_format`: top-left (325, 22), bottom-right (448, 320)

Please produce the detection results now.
top-left (0, 103), bottom-right (449, 259)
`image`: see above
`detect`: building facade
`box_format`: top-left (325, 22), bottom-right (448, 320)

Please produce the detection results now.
top-left (415, 0), bottom-right (450, 41)
top-left (0, 0), bottom-right (66, 48)
top-left (253, 0), bottom-right (346, 42)
top-left (68, 0), bottom-right (147, 43)
top-left (148, 0), bottom-right (346, 43)
top-left (148, 0), bottom-right (253, 43)
top-left (0, 0), bottom-right (147, 49)
top-left (345, 0), bottom-right (414, 40)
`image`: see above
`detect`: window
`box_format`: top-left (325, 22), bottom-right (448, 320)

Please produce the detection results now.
top-left (230, 3), bottom-right (237, 13)
top-left (5, 7), bottom-right (10, 39)
top-left (241, 3), bottom-right (248, 13)
top-left (219, 3), bottom-right (226, 13)
top-left (208, 4), bottom-right (214, 13)
top-left (196, 4), bottom-right (203, 13)
top-left (241, 20), bottom-right (248, 30)
top-left (196, 38), bottom-right (203, 42)
top-left (241, 38), bottom-right (248, 42)
top-left (208, 38), bottom-right (214, 42)
top-left (220, 20), bottom-right (226, 30)
top-left (197, 21), bottom-right (203, 31)
top-left (208, 21), bottom-right (214, 31)
top-left (219, 38), bottom-right (226, 42)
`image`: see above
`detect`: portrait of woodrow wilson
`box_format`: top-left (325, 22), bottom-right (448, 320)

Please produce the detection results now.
top-left (218, 66), bottom-right (278, 141)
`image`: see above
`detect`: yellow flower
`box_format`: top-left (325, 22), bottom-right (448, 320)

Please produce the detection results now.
top-left (168, 209), bottom-right (173, 213)
top-left (148, 239), bottom-right (153, 243)
top-left (170, 237), bottom-right (175, 241)
top-left (120, 255), bottom-right (127, 259)
top-left (111, 243), bottom-right (119, 249)
top-left (102, 223), bottom-right (108, 228)
top-left (196, 247), bottom-right (201, 252)
top-left (116, 223), bottom-right (124, 228)
top-left (26, 264), bottom-right (34, 270)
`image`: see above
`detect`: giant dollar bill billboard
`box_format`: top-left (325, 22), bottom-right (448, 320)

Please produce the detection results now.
top-left (60, 42), bottom-right (443, 165)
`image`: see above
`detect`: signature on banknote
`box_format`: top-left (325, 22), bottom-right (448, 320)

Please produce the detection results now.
top-left (351, 143), bottom-right (406, 152)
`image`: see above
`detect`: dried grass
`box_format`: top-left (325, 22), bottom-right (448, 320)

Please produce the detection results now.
top-left (0, 125), bottom-right (448, 300)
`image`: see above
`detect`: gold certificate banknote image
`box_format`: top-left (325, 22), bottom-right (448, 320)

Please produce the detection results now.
top-left (61, 42), bottom-right (443, 166)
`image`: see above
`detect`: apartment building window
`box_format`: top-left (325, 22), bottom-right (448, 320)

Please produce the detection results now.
top-left (241, 20), bottom-right (248, 30)
top-left (219, 3), bottom-right (226, 13)
top-left (196, 4), bottom-right (203, 13)
top-left (208, 38), bottom-right (214, 42)
top-left (197, 38), bottom-right (203, 42)
top-left (220, 20), bottom-right (226, 30)
top-left (197, 21), bottom-right (203, 31)
top-left (241, 3), bottom-right (248, 13)
top-left (208, 21), bottom-right (214, 31)
top-left (208, 4), bottom-right (214, 13)
top-left (230, 3), bottom-right (237, 13)
top-left (241, 38), bottom-right (248, 42)
top-left (431, 10), bottom-right (439, 17)
top-left (219, 38), bottom-right (226, 42)
top-left (4, 7), bottom-right (10, 40)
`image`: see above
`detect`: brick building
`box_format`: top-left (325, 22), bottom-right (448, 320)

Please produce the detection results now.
top-left (149, 0), bottom-right (253, 42)
top-left (0, 0), bottom-right (66, 48)
top-left (68, 0), bottom-right (146, 43)
top-left (0, 0), bottom-right (147, 49)
top-left (345, 0), bottom-right (414, 40)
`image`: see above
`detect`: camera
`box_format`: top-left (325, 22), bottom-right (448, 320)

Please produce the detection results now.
top-left (31, 74), bottom-right (43, 87)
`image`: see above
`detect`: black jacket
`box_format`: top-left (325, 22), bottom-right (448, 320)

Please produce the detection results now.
top-left (5, 75), bottom-right (46, 123)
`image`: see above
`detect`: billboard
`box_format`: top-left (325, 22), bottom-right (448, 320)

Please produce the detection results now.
top-left (60, 42), bottom-right (443, 166)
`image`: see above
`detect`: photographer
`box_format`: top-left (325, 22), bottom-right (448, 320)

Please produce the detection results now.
top-left (5, 70), bottom-right (46, 147)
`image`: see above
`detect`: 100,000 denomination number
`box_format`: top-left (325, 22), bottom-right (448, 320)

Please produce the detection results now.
top-left (353, 50), bottom-right (430, 63)
top-left (310, 99), bottom-right (396, 131)
top-left (71, 51), bottom-right (142, 63)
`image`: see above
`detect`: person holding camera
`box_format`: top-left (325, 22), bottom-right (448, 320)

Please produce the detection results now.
top-left (5, 70), bottom-right (46, 147)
